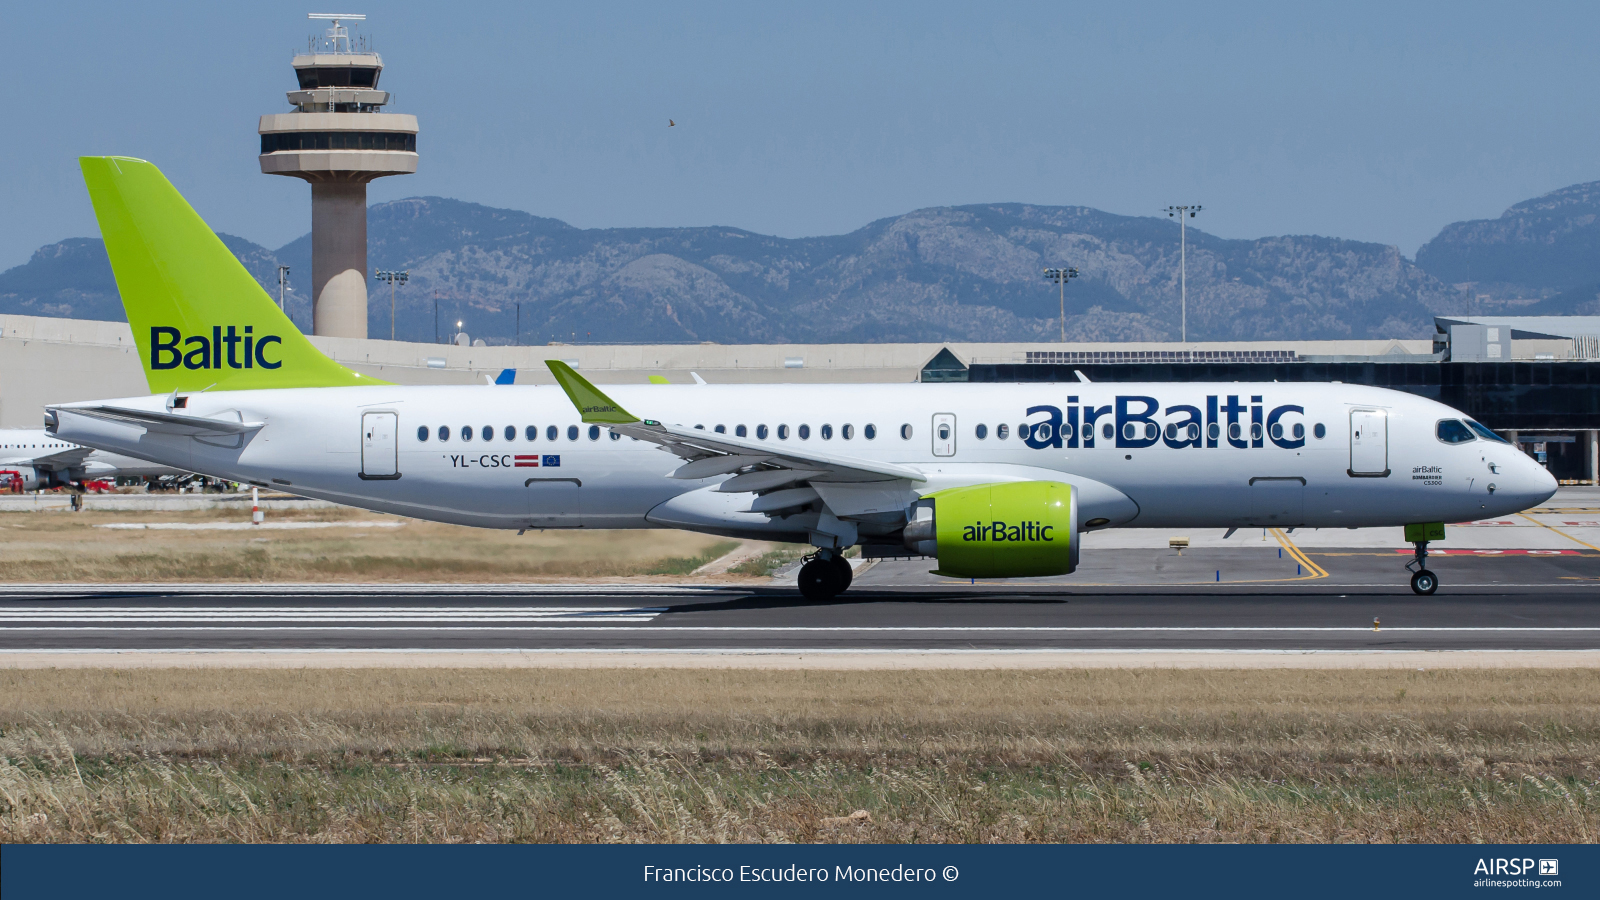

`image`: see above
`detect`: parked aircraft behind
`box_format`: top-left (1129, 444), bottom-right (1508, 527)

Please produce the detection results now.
top-left (45, 158), bottom-right (1557, 597)
top-left (0, 428), bottom-right (180, 493)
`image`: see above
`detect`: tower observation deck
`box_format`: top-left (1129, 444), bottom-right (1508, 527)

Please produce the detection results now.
top-left (259, 14), bottom-right (417, 339)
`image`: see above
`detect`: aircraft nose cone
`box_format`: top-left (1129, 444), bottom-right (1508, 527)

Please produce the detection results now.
top-left (1504, 454), bottom-right (1558, 508)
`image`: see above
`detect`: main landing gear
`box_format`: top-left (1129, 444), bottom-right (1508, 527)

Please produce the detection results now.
top-left (1406, 540), bottom-right (1438, 595)
top-left (798, 550), bottom-right (853, 601)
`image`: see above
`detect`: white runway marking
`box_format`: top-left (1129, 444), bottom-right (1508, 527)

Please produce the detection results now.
top-left (0, 606), bottom-right (667, 625)
top-left (96, 522), bottom-right (405, 531)
top-left (0, 621), bottom-right (1594, 633)
top-left (0, 584), bottom-right (728, 595)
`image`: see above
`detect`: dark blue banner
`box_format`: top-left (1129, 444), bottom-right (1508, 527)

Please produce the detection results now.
top-left (2, 843), bottom-right (1592, 899)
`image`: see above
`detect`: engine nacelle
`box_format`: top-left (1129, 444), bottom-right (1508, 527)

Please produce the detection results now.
top-left (902, 481), bottom-right (1080, 578)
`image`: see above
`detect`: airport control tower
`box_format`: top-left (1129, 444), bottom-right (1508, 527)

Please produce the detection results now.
top-left (259, 14), bottom-right (417, 339)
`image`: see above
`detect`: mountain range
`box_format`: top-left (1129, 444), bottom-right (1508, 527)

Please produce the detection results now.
top-left (6, 180), bottom-right (1600, 345)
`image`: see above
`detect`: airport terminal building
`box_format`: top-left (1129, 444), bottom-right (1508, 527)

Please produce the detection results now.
top-left (3, 312), bottom-right (1596, 483)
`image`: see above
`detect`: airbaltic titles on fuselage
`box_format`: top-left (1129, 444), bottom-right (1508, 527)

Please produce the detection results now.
top-left (149, 326), bottom-right (282, 370)
top-left (1024, 395), bottom-right (1309, 450)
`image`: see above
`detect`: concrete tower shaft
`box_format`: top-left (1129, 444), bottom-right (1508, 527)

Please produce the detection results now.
top-left (258, 15), bottom-right (418, 339)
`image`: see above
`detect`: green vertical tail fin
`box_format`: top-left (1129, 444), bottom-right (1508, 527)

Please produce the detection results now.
top-left (79, 156), bottom-right (386, 393)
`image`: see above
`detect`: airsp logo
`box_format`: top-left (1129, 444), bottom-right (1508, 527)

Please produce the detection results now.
top-left (1473, 858), bottom-right (1548, 876)
top-left (149, 326), bottom-right (282, 370)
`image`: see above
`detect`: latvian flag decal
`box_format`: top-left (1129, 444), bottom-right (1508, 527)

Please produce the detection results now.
top-left (514, 455), bottom-right (540, 468)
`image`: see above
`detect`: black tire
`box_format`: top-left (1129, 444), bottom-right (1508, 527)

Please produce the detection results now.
top-left (1410, 569), bottom-right (1438, 595)
top-left (830, 554), bottom-right (853, 592)
top-left (798, 559), bottom-right (839, 601)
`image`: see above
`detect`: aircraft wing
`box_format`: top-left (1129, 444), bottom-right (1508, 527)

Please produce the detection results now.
top-left (546, 360), bottom-right (925, 490)
top-left (51, 404), bottom-right (265, 436)
top-left (27, 445), bottom-right (95, 471)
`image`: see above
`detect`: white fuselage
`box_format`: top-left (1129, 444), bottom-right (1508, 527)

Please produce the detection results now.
top-left (0, 428), bottom-right (182, 490)
top-left (49, 381), bottom-right (1557, 539)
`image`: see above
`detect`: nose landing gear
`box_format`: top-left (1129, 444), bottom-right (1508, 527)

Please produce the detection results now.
top-left (1406, 540), bottom-right (1438, 595)
top-left (798, 550), bottom-right (854, 600)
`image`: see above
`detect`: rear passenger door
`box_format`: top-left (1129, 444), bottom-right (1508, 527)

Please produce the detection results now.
top-left (360, 411), bottom-right (400, 480)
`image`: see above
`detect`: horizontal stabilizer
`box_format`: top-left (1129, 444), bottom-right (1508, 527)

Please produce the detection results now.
top-left (55, 405), bottom-right (265, 436)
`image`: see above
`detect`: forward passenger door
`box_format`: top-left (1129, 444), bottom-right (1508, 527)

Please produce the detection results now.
top-left (1348, 409), bottom-right (1389, 477)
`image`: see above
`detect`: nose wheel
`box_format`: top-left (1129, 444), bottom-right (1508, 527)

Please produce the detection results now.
top-left (797, 551), bottom-right (854, 600)
top-left (1405, 540), bottom-right (1438, 595)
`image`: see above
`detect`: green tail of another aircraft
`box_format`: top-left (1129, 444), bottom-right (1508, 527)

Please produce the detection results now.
top-left (79, 156), bottom-right (387, 393)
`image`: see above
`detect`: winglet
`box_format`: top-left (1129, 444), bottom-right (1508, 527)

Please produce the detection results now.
top-left (546, 360), bottom-right (641, 424)
top-left (495, 368), bottom-right (516, 385)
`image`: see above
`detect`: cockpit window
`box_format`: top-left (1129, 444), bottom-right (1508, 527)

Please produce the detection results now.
top-left (1465, 420), bottom-right (1510, 444)
top-left (1436, 419), bottom-right (1475, 444)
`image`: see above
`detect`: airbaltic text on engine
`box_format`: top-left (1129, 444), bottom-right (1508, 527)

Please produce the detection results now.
top-left (964, 520), bottom-right (1054, 542)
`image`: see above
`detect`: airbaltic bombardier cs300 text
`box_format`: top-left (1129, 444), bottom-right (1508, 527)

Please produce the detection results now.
top-left (45, 158), bottom-right (1556, 598)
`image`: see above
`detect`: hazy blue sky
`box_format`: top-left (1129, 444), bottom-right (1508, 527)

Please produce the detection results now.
top-left (3, 1), bottom-right (1598, 269)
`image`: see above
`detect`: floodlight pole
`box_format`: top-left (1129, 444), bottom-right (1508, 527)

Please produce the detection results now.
top-left (373, 270), bottom-right (409, 341)
top-left (1042, 267), bottom-right (1079, 342)
top-left (1167, 205), bottom-right (1202, 342)
top-left (276, 265), bottom-right (291, 312)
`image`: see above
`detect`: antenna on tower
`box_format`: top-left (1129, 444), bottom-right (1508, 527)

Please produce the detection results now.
top-left (308, 13), bottom-right (366, 54)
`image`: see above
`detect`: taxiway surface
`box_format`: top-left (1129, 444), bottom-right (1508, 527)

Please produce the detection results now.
top-left (1, 546), bottom-right (1595, 653)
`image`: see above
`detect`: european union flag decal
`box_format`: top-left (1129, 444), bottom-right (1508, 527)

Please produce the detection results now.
top-left (542, 455), bottom-right (561, 467)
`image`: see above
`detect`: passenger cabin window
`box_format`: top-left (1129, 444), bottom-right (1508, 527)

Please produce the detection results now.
top-left (736, 425), bottom-right (748, 437)
top-left (438, 426), bottom-right (450, 442)
top-left (526, 425), bottom-right (538, 441)
top-left (505, 425), bottom-right (516, 441)
top-left (417, 426), bottom-right (429, 442)
top-left (778, 425), bottom-right (790, 440)
top-left (588, 425), bottom-right (601, 440)
top-left (798, 424), bottom-right (811, 440)
top-left (821, 424), bottom-right (833, 440)
top-left (864, 424), bottom-right (877, 440)
top-left (547, 425), bottom-right (558, 441)
top-left (1102, 423), bottom-right (1114, 440)
top-left (1436, 419), bottom-right (1476, 444)
top-left (460, 426), bottom-right (473, 442)
top-left (900, 424), bottom-right (912, 440)
top-left (1313, 423), bottom-right (1326, 439)
top-left (997, 424), bottom-right (1009, 440)
top-left (756, 425), bottom-right (769, 440)
top-left (842, 424), bottom-right (854, 439)
top-left (482, 426), bottom-right (494, 442)
top-left (975, 424), bottom-right (988, 439)
top-left (567, 425), bottom-right (579, 441)
top-left (715, 425), bottom-right (726, 434)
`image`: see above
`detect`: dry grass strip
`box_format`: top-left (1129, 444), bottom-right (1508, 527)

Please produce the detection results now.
top-left (0, 508), bottom-right (739, 582)
top-left (1, 667), bottom-right (1596, 843)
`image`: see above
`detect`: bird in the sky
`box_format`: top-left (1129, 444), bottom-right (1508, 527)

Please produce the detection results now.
top-left (669, 119), bottom-right (675, 126)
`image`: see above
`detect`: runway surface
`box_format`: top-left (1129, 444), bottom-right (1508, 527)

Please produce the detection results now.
top-left (1, 544), bottom-right (1596, 653)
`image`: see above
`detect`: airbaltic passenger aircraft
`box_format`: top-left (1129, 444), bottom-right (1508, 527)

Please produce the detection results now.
top-left (1, 428), bottom-right (180, 492)
top-left (45, 158), bottom-right (1557, 598)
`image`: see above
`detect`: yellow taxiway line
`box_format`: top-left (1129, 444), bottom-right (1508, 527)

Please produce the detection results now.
top-left (941, 527), bottom-right (1330, 586)
top-left (1517, 513), bottom-right (1600, 553)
